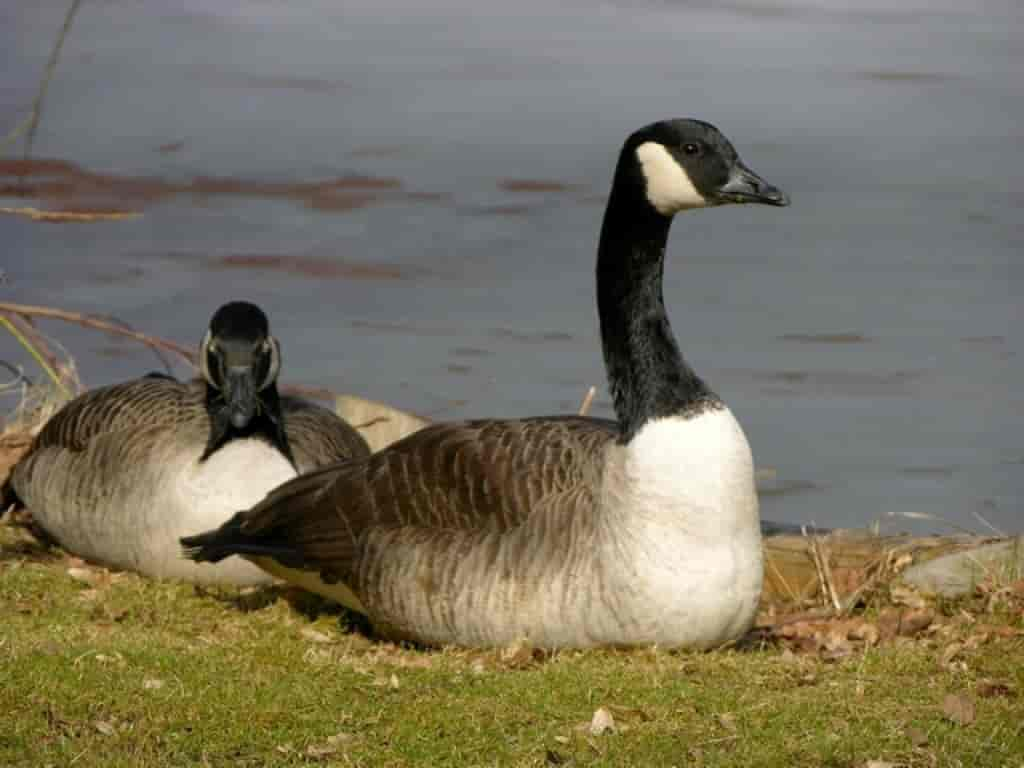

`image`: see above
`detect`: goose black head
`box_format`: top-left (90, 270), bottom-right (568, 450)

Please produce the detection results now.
top-left (622, 119), bottom-right (789, 216)
top-left (199, 301), bottom-right (291, 462)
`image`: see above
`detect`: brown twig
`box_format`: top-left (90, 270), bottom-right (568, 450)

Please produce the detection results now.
top-left (21, 0), bottom-right (84, 160)
top-left (0, 301), bottom-right (197, 368)
top-left (577, 385), bottom-right (596, 416)
top-left (765, 554), bottom-right (801, 605)
top-left (0, 207), bottom-right (141, 222)
top-left (804, 527), bottom-right (841, 613)
top-left (3, 314), bottom-right (62, 381)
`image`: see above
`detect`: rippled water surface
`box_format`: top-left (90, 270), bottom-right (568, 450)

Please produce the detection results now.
top-left (2, 0), bottom-right (1022, 532)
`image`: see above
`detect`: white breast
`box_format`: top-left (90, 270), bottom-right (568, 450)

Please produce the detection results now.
top-left (597, 408), bottom-right (763, 647)
top-left (149, 439), bottom-right (299, 583)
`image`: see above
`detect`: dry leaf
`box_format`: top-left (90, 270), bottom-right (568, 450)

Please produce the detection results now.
top-left (890, 584), bottom-right (927, 609)
top-left (305, 743), bottom-right (337, 759)
top-left (67, 567), bottom-right (100, 586)
top-left (142, 678), bottom-right (164, 691)
top-left (94, 720), bottom-right (116, 736)
top-left (939, 642), bottom-right (964, 670)
top-left (849, 621), bottom-right (880, 647)
top-left (717, 713), bottom-right (738, 733)
top-left (589, 707), bottom-right (615, 736)
top-left (864, 761), bottom-right (897, 768)
top-left (389, 673), bottom-right (400, 690)
top-left (941, 693), bottom-right (976, 726)
top-left (976, 679), bottom-right (1014, 699)
top-left (499, 638), bottom-right (542, 669)
top-left (906, 726), bottom-right (928, 747)
top-left (900, 608), bottom-right (935, 637)
top-left (300, 628), bottom-right (335, 644)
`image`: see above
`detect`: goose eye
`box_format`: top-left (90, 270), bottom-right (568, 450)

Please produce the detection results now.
top-left (683, 143), bottom-right (701, 157)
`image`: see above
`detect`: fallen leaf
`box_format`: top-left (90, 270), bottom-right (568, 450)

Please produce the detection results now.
top-left (389, 673), bottom-right (400, 690)
top-left (305, 743), bottom-right (337, 759)
top-left (899, 608), bottom-right (935, 637)
top-left (864, 761), bottom-right (897, 768)
top-left (499, 638), bottom-right (543, 669)
top-left (300, 628), bottom-right (335, 644)
top-left (849, 621), bottom-right (880, 647)
top-left (94, 720), bottom-right (116, 736)
top-left (589, 707), bottom-right (615, 736)
top-left (891, 584), bottom-right (927, 609)
top-left (941, 693), bottom-right (976, 726)
top-left (142, 678), bottom-right (164, 691)
top-left (939, 642), bottom-right (964, 670)
top-left (976, 679), bottom-right (1015, 699)
top-left (877, 607), bottom-right (902, 641)
top-left (67, 567), bottom-right (100, 586)
top-left (906, 726), bottom-right (928, 747)
top-left (717, 713), bottom-right (738, 733)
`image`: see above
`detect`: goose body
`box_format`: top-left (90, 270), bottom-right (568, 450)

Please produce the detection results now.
top-left (4, 302), bottom-right (370, 585)
top-left (183, 120), bottom-right (789, 646)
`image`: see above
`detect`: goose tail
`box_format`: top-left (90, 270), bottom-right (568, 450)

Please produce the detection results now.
top-left (181, 466), bottom-right (338, 567)
top-left (180, 511), bottom-right (251, 564)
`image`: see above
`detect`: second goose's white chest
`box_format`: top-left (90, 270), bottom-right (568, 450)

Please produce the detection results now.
top-left (597, 407), bottom-right (763, 647)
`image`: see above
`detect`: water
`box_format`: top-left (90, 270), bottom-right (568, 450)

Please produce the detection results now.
top-left (2, 0), bottom-right (1021, 534)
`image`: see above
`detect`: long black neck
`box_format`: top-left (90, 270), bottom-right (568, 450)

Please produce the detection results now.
top-left (596, 172), bottom-right (718, 443)
top-left (201, 382), bottom-right (295, 466)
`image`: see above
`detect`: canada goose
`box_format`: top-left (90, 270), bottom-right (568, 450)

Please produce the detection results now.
top-left (2, 301), bottom-right (370, 585)
top-left (183, 120), bottom-right (789, 648)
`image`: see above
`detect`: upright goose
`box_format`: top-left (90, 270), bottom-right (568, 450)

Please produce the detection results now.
top-left (183, 120), bottom-right (789, 647)
top-left (3, 301), bottom-right (370, 585)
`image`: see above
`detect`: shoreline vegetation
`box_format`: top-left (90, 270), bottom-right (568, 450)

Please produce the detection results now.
top-left (1, 304), bottom-right (1022, 767)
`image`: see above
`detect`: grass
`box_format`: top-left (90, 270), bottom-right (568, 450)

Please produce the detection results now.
top-left (1, 526), bottom-right (1022, 768)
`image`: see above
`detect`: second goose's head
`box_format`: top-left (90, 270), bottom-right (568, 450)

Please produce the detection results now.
top-left (200, 301), bottom-right (281, 432)
top-left (621, 119), bottom-right (789, 216)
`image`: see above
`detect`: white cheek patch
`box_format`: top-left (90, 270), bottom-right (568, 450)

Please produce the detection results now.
top-left (635, 141), bottom-right (707, 214)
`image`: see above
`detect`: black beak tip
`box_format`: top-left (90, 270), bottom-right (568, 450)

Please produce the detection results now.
top-left (764, 185), bottom-right (791, 207)
top-left (230, 410), bottom-right (252, 429)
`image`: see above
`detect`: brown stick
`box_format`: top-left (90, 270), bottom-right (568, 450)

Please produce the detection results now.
top-left (577, 385), bottom-right (596, 416)
top-left (0, 301), bottom-right (197, 367)
top-left (22, 0), bottom-right (85, 161)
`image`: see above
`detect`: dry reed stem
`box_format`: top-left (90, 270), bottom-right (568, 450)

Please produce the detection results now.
top-left (804, 527), bottom-right (842, 613)
top-left (577, 385), bottom-right (596, 416)
top-left (765, 554), bottom-right (801, 605)
top-left (0, 207), bottom-right (141, 222)
top-left (2, 0), bottom-right (84, 158)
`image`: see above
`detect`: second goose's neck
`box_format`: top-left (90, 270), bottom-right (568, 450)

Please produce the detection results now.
top-left (596, 186), bottom-right (717, 442)
top-left (201, 383), bottom-right (294, 466)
